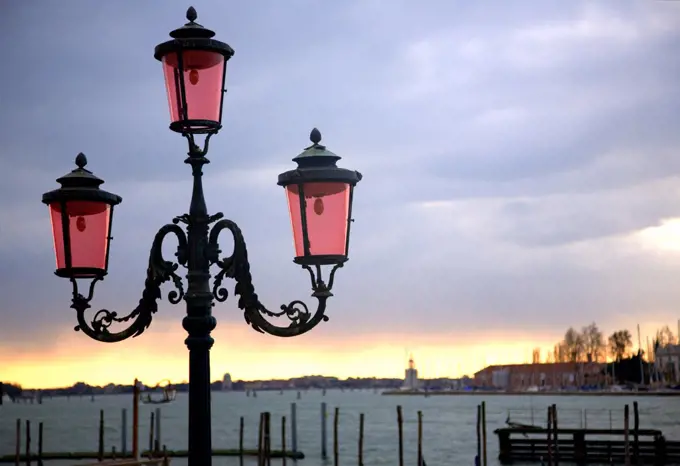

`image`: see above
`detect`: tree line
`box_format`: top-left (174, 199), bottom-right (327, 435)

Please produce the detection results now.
top-left (531, 322), bottom-right (678, 364)
top-left (0, 382), bottom-right (23, 398)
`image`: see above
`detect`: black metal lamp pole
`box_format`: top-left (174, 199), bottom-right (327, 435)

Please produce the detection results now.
top-left (41, 7), bottom-right (362, 466)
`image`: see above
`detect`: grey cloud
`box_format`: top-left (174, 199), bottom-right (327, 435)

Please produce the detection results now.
top-left (2, 0), bottom-right (680, 345)
top-left (495, 187), bottom-right (680, 248)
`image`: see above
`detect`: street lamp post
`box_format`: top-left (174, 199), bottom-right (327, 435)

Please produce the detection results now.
top-left (40, 7), bottom-right (362, 466)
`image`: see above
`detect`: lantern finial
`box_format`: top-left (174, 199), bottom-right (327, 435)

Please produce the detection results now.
top-left (186, 6), bottom-right (197, 23)
top-left (75, 152), bottom-right (88, 169)
top-left (310, 128), bottom-right (322, 145)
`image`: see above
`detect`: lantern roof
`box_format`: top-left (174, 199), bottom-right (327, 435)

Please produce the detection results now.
top-left (154, 7), bottom-right (234, 62)
top-left (293, 128), bottom-right (340, 162)
top-left (169, 7), bottom-right (216, 39)
top-left (42, 153), bottom-right (122, 206)
top-left (279, 129), bottom-right (363, 187)
top-left (55, 153), bottom-right (105, 189)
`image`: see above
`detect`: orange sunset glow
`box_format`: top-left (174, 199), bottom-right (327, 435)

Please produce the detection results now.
top-left (3, 318), bottom-right (669, 389)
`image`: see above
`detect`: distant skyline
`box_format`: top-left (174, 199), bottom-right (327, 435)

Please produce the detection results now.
top-left (6, 320), bottom-right (676, 389)
top-left (2, 1), bottom-right (680, 389)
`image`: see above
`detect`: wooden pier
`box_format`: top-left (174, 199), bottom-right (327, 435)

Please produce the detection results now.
top-left (496, 427), bottom-right (680, 464)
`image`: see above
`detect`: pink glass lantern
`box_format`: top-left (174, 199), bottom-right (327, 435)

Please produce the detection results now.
top-left (49, 201), bottom-right (112, 274)
top-left (278, 129), bottom-right (362, 267)
top-left (285, 182), bottom-right (351, 258)
top-left (42, 153), bottom-right (122, 279)
top-left (154, 7), bottom-right (234, 134)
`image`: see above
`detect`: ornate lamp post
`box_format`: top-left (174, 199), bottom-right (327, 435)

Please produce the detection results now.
top-left (41, 7), bottom-right (362, 466)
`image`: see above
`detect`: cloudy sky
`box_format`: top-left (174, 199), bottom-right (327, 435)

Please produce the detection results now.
top-left (2, 0), bottom-right (680, 388)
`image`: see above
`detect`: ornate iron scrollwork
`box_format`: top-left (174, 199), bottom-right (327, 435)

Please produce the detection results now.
top-left (207, 217), bottom-right (343, 337)
top-left (68, 210), bottom-right (344, 341)
top-left (70, 223), bottom-right (188, 343)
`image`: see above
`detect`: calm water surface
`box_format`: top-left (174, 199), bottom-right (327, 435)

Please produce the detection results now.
top-left (1, 391), bottom-right (678, 465)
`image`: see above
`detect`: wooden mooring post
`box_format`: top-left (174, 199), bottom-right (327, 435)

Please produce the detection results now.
top-left (15, 418), bottom-right (20, 466)
top-left (148, 411), bottom-right (155, 457)
top-left (633, 401), bottom-right (640, 464)
top-left (256, 411), bottom-right (272, 466)
top-left (321, 402), bottom-right (328, 460)
top-left (481, 401), bottom-right (488, 466)
top-left (417, 411), bottom-right (423, 466)
top-left (624, 404), bottom-right (631, 466)
top-left (98, 410), bottom-right (105, 462)
top-left (258, 413), bottom-right (265, 466)
top-left (281, 415), bottom-right (287, 466)
top-left (546, 406), bottom-right (553, 466)
top-left (25, 420), bottom-right (31, 466)
top-left (358, 413), bottom-right (365, 466)
top-left (239, 416), bottom-right (244, 466)
top-left (37, 422), bottom-right (43, 466)
top-left (552, 404), bottom-right (559, 466)
top-left (333, 407), bottom-right (339, 466)
top-left (396, 405), bottom-right (404, 466)
top-left (476, 405), bottom-right (482, 466)
top-left (583, 409), bottom-right (588, 429)
top-left (133, 379), bottom-right (140, 459)
top-left (265, 412), bottom-right (272, 466)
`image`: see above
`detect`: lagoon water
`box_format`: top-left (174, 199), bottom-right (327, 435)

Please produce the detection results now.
top-left (1, 391), bottom-right (679, 465)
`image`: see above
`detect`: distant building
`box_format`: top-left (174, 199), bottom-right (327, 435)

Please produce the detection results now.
top-left (289, 375), bottom-right (337, 388)
top-left (655, 344), bottom-right (680, 383)
top-left (474, 362), bottom-right (606, 390)
top-left (243, 381), bottom-right (264, 390)
top-left (402, 355), bottom-right (419, 390)
top-left (222, 373), bottom-right (232, 391)
top-left (490, 367), bottom-right (511, 389)
top-left (423, 377), bottom-right (471, 391)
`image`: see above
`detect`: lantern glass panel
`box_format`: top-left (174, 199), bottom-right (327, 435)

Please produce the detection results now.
top-left (285, 182), bottom-right (350, 257)
top-left (49, 201), bottom-right (111, 275)
top-left (162, 50), bottom-right (225, 127)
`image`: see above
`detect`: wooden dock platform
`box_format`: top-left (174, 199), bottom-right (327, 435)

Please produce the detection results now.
top-left (495, 427), bottom-right (680, 464)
